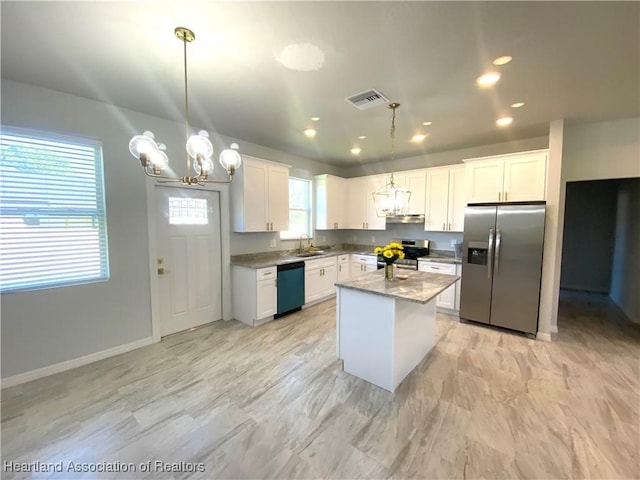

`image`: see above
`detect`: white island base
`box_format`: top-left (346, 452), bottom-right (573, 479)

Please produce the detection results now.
top-left (336, 287), bottom-right (437, 392)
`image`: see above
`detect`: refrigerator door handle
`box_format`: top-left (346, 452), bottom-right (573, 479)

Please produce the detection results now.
top-left (487, 228), bottom-right (494, 279)
top-left (495, 229), bottom-right (502, 274)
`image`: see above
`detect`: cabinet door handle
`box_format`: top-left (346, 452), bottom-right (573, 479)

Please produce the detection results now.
top-left (498, 192), bottom-right (502, 202)
top-left (338, 265), bottom-right (341, 272)
top-left (366, 222), bottom-right (369, 229)
top-left (448, 222), bottom-right (451, 231)
top-left (266, 222), bottom-right (269, 230)
top-left (505, 192), bottom-right (508, 202)
top-left (443, 223), bottom-right (445, 230)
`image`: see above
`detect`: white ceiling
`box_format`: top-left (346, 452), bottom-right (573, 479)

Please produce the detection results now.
top-left (2, 1), bottom-right (638, 166)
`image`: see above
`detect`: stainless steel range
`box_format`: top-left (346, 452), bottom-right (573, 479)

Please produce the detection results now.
top-left (377, 238), bottom-right (430, 270)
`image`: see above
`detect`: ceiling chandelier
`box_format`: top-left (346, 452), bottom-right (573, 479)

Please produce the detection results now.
top-left (128, 27), bottom-right (241, 186)
top-left (373, 102), bottom-right (411, 216)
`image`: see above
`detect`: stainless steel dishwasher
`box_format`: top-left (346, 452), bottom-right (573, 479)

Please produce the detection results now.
top-left (275, 261), bottom-right (305, 318)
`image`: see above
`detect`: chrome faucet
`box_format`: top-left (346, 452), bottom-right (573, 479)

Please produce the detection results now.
top-left (299, 233), bottom-right (311, 253)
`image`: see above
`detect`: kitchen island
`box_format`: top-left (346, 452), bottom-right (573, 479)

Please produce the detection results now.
top-left (335, 269), bottom-right (458, 392)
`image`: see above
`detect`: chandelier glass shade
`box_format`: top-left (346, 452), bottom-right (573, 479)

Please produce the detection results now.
top-left (128, 27), bottom-right (241, 185)
top-left (372, 103), bottom-right (411, 217)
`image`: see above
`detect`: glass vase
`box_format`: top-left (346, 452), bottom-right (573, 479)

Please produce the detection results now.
top-left (384, 263), bottom-right (394, 281)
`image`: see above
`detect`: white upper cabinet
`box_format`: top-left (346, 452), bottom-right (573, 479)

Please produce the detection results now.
top-left (424, 165), bottom-right (466, 232)
top-left (315, 174), bottom-right (346, 230)
top-left (448, 166), bottom-right (466, 231)
top-left (345, 177), bottom-right (368, 229)
top-left (232, 156), bottom-right (290, 232)
top-left (393, 169), bottom-right (427, 215)
top-left (503, 152), bottom-right (547, 202)
top-left (465, 159), bottom-right (505, 203)
top-left (464, 150), bottom-right (547, 203)
top-left (346, 175), bottom-right (385, 230)
top-left (367, 175), bottom-right (387, 230)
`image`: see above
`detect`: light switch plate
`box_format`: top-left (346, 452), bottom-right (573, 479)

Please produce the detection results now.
top-left (321, 235), bottom-right (326, 243)
top-left (371, 235), bottom-right (376, 243)
top-left (270, 239), bottom-right (276, 248)
top-left (451, 239), bottom-right (457, 246)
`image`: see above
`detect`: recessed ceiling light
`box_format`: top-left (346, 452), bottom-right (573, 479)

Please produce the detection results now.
top-left (350, 147), bottom-right (361, 155)
top-left (410, 134), bottom-right (427, 143)
top-left (476, 72), bottom-right (501, 88)
top-left (422, 121), bottom-right (432, 126)
top-left (303, 128), bottom-right (317, 138)
top-left (311, 116), bottom-right (320, 121)
top-left (358, 135), bottom-right (367, 139)
top-left (496, 117), bottom-right (513, 127)
top-left (511, 102), bottom-right (525, 108)
top-left (493, 56), bottom-right (512, 66)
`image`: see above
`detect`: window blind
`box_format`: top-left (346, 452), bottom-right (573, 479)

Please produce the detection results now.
top-left (0, 127), bottom-right (109, 292)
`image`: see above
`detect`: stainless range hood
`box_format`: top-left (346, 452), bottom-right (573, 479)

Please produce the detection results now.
top-left (385, 214), bottom-right (425, 224)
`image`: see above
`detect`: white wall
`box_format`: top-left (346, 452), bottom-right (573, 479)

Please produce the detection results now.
top-left (563, 117), bottom-right (640, 182)
top-left (560, 181), bottom-right (618, 292)
top-left (610, 179), bottom-right (640, 322)
top-left (1, 80), bottom-right (157, 378)
top-left (0, 79), bottom-right (333, 379)
top-left (541, 116), bottom-right (640, 333)
top-left (341, 136), bottom-right (549, 178)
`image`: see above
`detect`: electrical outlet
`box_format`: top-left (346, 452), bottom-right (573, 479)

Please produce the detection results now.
top-left (451, 239), bottom-right (457, 246)
top-left (371, 235), bottom-right (376, 244)
top-left (270, 239), bottom-right (276, 248)
top-left (352, 234), bottom-right (356, 242)
top-left (321, 235), bottom-right (326, 243)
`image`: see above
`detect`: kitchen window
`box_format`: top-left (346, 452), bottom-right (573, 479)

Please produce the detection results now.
top-left (0, 126), bottom-right (109, 292)
top-left (280, 177), bottom-right (312, 240)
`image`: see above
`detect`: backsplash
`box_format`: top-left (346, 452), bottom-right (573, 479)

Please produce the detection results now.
top-left (340, 223), bottom-right (463, 251)
top-left (230, 223), bottom-right (463, 255)
top-left (230, 230), bottom-right (343, 256)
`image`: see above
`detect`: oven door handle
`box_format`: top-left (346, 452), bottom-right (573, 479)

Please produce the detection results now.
top-left (395, 264), bottom-right (416, 270)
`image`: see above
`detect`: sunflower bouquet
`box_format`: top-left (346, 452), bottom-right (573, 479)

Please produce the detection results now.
top-left (374, 242), bottom-right (405, 265)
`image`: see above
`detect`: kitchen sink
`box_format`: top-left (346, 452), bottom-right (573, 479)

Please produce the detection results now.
top-left (293, 250), bottom-right (326, 257)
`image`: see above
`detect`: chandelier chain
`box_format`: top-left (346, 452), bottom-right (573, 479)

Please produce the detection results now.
top-left (182, 34), bottom-right (191, 176)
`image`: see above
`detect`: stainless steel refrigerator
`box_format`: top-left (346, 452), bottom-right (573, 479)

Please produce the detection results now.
top-left (460, 202), bottom-right (546, 335)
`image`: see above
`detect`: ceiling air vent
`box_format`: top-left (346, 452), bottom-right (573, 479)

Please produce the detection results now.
top-left (345, 89), bottom-right (389, 110)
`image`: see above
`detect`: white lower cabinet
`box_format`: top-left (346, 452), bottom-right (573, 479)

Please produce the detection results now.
top-left (337, 254), bottom-right (350, 282)
top-left (455, 264), bottom-right (462, 311)
top-left (232, 266), bottom-right (277, 326)
top-left (418, 261), bottom-right (458, 312)
top-left (305, 257), bottom-right (338, 305)
top-left (350, 254), bottom-right (378, 279)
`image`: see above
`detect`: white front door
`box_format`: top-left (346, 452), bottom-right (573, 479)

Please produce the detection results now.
top-left (155, 187), bottom-right (222, 336)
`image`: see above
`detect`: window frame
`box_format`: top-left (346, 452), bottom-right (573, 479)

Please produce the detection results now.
top-left (0, 125), bottom-right (109, 293)
top-left (279, 176), bottom-right (313, 240)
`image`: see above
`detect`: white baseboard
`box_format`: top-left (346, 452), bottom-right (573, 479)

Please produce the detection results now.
top-left (536, 331), bottom-right (552, 342)
top-left (1, 337), bottom-right (155, 389)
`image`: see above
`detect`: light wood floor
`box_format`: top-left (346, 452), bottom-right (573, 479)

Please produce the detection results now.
top-left (2, 291), bottom-right (639, 479)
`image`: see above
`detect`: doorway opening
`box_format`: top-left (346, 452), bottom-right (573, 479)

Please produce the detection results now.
top-left (559, 178), bottom-right (639, 329)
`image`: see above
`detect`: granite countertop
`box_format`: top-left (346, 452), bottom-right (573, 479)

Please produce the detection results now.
top-left (418, 250), bottom-right (462, 265)
top-left (335, 269), bottom-right (459, 304)
top-left (231, 247), bottom-right (377, 269)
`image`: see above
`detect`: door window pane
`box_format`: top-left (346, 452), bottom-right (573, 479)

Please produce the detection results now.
top-left (168, 197), bottom-right (208, 225)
